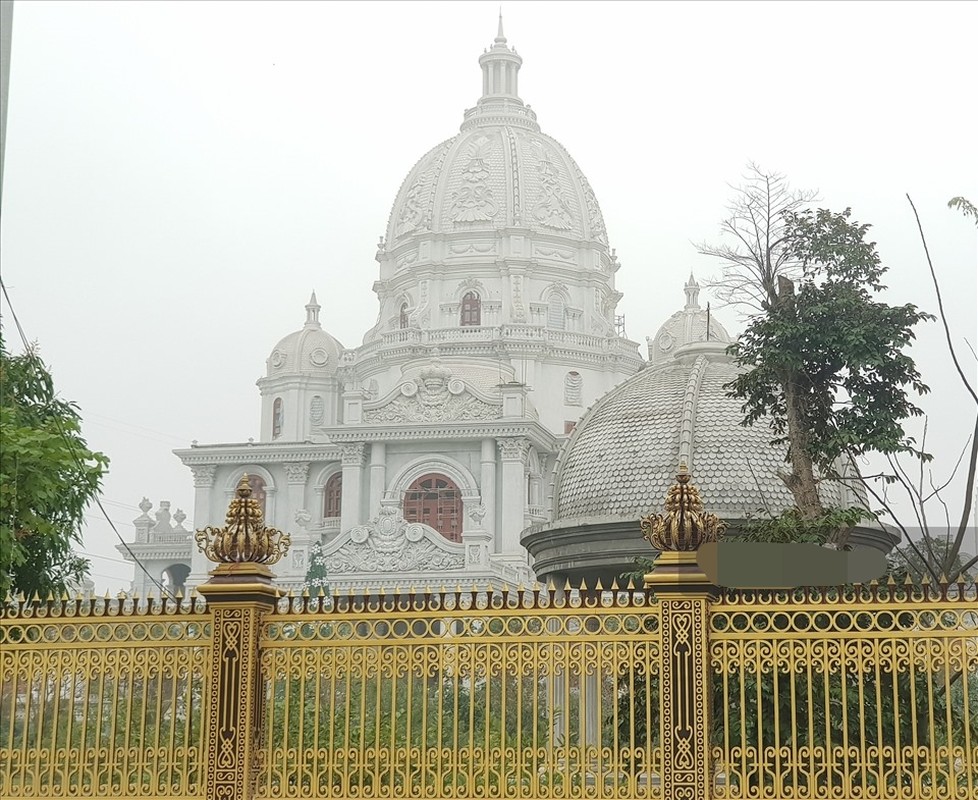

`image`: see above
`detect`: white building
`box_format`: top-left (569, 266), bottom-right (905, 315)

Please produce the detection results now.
top-left (125, 20), bottom-right (642, 593)
top-left (122, 20), bottom-right (888, 595)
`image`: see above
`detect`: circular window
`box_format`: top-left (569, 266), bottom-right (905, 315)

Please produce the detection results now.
top-left (309, 347), bottom-right (329, 367)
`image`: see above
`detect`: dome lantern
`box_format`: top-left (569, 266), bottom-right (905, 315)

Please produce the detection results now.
top-left (479, 12), bottom-right (522, 102)
top-left (305, 291), bottom-right (321, 328)
top-left (684, 273), bottom-right (701, 310)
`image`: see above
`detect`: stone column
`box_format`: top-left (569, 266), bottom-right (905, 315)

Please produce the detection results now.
top-left (642, 468), bottom-right (724, 800)
top-left (480, 438), bottom-right (497, 551)
top-left (368, 442), bottom-right (387, 520)
top-left (282, 462), bottom-right (309, 518)
top-left (339, 443), bottom-right (366, 534)
top-left (187, 464), bottom-right (217, 589)
top-left (496, 437), bottom-right (530, 553)
top-left (282, 462), bottom-right (311, 581)
top-left (461, 496), bottom-right (491, 569)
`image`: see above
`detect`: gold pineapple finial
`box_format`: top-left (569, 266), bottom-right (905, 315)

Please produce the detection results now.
top-left (641, 465), bottom-right (725, 551)
top-left (194, 474), bottom-right (291, 565)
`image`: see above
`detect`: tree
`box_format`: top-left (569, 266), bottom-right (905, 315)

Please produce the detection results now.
top-left (722, 205), bottom-right (933, 522)
top-left (696, 163), bottom-right (818, 313)
top-left (0, 329), bottom-right (109, 597)
top-left (304, 539), bottom-right (329, 595)
top-left (852, 195), bottom-right (978, 582)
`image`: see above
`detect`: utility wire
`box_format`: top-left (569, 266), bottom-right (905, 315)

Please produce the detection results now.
top-left (0, 279), bottom-right (175, 600)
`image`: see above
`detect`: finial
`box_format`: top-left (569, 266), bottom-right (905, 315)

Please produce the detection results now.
top-left (640, 465), bottom-right (725, 551)
top-left (496, 9), bottom-right (506, 43)
top-left (194, 474), bottom-right (291, 565)
top-left (684, 273), bottom-right (700, 310)
top-left (305, 291), bottom-right (321, 327)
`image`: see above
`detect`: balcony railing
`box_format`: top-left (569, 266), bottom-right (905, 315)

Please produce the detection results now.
top-left (377, 325), bottom-right (633, 354)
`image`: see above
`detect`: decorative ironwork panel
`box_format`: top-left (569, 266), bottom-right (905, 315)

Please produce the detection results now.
top-left (709, 580), bottom-right (978, 799)
top-left (256, 585), bottom-right (664, 799)
top-left (0, 594), bottom-right (211, 799)
top-left (659, 597), bottom-right (712, 800)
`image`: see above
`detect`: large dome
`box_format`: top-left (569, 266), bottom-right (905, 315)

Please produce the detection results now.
top-left (384, 22), bottom-right (608, 249)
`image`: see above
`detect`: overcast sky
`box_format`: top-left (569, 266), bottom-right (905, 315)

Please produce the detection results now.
top-left (1, 1), bottom-right (975, 592)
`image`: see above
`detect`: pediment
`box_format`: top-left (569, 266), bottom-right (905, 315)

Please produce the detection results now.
top-left (321, 505), bottom-right (465, 574)
top-left (362, 364), bottom-right (501, 424)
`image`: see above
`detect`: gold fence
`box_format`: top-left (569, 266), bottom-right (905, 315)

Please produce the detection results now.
top-left (1, 580), bottom-right (976, 800)
top-left (0, 594), bottom-right (211, 799)
top-left (710, 581), bottom-right (978, 799)
top-left (258, 586), bottom-right (662, 799)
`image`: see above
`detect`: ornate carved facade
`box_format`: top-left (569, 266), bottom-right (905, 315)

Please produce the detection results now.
top-left (126, 20), bottom-right (648, 593)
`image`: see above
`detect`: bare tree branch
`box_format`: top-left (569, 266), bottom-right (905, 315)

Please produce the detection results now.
top-left (696, 164), bottom-right (818, 311)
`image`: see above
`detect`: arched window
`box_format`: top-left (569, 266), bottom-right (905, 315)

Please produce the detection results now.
top-left (547, 294), bottom-right (566, 330)
top-left (403, 473), bottom-right (462, 543)
top-left (272, 398), bottom-right (284, 439)
top-left (323, 473), bottom-right (342, 519)
top-left (162, 563), bottom-right (190, 595)
top-left (460, 292), bottom-right (481, 327)
top-left (399, 303), bottom-right (409, 329)
top-left (247, 474), bottom-right (267, 516)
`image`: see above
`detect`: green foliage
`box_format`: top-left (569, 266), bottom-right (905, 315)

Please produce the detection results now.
top-left (887, 533), bottom-right (975, 582)
top-left (947, 195), bottom-right (978, 226)
top-left (0, 331), bottom-right (109, 597)
top-left (739, 506), bottom-right (873, 546)
top-left (266, 658), bottom-right (551, 794)
top-left (727, 208), bottom-right (934, 478)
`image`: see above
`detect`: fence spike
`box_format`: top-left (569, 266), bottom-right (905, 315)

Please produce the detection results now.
top-left (626, 577), bottom-right (636, 591)
top-left (563, 578), bottom-right (572, 592)
top-left (610, 577), bottom-right (619, 591)
top-left (594, 577), bottom-right (604, 592)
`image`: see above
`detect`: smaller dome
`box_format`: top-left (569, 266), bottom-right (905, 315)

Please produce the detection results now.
top-left (648, 274), bottom-right (731, 365)
top-left (266, 293), bottom-right (344, 376)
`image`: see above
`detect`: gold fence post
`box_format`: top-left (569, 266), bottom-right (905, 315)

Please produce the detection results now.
top-left (642, 467), bottom-right (724, 800)
top-left (194, 475), bottom-right (292, 800)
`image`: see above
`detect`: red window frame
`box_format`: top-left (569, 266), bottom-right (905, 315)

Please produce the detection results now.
top-left (403, 473), bottom-right (462, 543)
top-left (460, 292), bottom-right (481, 327)
top-left (323, 473), bottom-right (342, 519)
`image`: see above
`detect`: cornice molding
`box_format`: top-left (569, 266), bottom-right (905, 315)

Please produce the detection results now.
top-left (175, 443), bottom-right (342, 465)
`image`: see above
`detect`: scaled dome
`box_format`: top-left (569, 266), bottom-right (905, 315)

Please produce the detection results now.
top-left (523, 283), bottom-right (890, 585)
top-left (266, 293), bottom-right (344, 376)
top-left (552, 346), bottom-right (856, 524)
top-left (384, 22), bottom-right (608, 249)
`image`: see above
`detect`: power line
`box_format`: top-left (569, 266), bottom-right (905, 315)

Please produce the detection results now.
top-left (1, 279), bottom-right (174, 600)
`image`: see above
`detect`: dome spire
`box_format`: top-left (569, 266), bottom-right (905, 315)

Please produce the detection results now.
top-left (478, 10), bottom-right (522, 103)
top-left (305, 291), bottom-right (321, 328)
top-left (684, 273), bottom-right (700, 310)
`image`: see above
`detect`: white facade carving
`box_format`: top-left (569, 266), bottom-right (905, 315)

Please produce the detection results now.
top-left (122, 20), bottom-right (649, 593)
